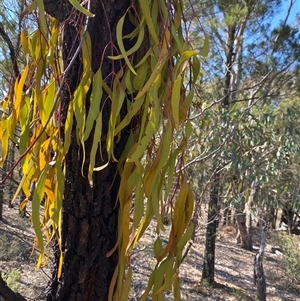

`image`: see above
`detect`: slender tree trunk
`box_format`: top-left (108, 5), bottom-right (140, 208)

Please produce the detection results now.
top-left (236, 180), bottom-right (256, 251)
top-left (201, 22), bottom-right (238, 285)
top-left (45, 1), bottom-right (133, 300)
top-left (222, 25), bottom-right (236, 107)
top-left (245, 198), bottom-right (253, 251)
top-left (235, 209), bottom-right (247, 246)
top-left (202, 170), bottom-right (219, 284)
top-left (254, 222), bottom-right (267, 301)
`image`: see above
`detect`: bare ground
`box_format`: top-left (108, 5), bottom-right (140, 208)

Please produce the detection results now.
top-left (1, 202), bottom-right (300, 300)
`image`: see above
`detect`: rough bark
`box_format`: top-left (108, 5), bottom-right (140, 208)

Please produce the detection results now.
top-left (254, 223), bottom-right (267, 301)
top-left (235, 209), bottom-right (247, 247)
top-left (236, 179), bottom-right (257, 251)
top-left (222, 25), bottom-right (236, 107)
top-left (202, 171), bottom-right (219, 284)
top-left (45, 1), bottom-right (133, 300)
top-left (0, 21), bottom-right (20, 79)
top-left (280, 204), bottom-right (294, 232)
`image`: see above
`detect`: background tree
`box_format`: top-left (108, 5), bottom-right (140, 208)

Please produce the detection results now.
top-left (0, 0), bottom-right (24, 216)
top-left (0, 0), bottom-right (203, 300)
top-left (184, 0), bottom-right (300, 285)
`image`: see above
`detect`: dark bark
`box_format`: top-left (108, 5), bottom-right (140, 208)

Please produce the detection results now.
top-left (0, 273), bottom-right (27, 301)
top-left (222, 25), bottom-right (236, 107)
top-left (0, 21), bottom-right (20, 79)
top-left (45, 1), bottom-right (133, 300)
top-left (254, 224), bottom-right (267, 301)
top-left (254, 251), bottom-right (266, 301)
top-left (280, 204), bottom-right (294, 232)
top-left (202, 171), bottom-right (219, 285)
top-left (46, 140), bottom-right (123, 301)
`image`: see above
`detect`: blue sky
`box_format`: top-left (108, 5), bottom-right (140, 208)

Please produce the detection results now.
top-left (272, 0), bottom-right (300, 26)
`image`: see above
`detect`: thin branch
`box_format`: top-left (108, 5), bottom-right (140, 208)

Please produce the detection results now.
top-left (0, 21), bottom-right (20, 78)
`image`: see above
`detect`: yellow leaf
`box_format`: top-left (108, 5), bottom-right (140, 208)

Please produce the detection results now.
top-left (0, 119), bottom-right (9, 165)
top-left (39, 138), bottom-right (51, 170)
top-left (20, 30), bottom-right (29, 56)
top-left (19, 199), bottom-right (28, 213)
top-left (14, 65), bottom-right (29, 126)
top-left (33, 164), bottom-right (53, 268)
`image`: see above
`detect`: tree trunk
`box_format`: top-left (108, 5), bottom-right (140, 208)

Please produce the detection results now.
top-left (235, 209), bottom-right (247, 247)
top-left (280, 204), bottom-right (294, 233)
top-left (202, 171), bottom-right (219, 285)
top-left (46, 142), bottom-right (122, 301)
top-left (45, 1), bottom-right (132, 300)
top-left (245, 198), bottom-right (253, 251)
top-left (236, 179), bottom-right (257, 251)
top-left (254, 222), bottom-right (267, 301)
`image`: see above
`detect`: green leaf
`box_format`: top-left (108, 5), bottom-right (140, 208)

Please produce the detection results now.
top-left (114, 15), bottom-right (137, 75)
top-left (172, 75), bottom-right (182, 129)
top-left (200, 36), bottom-right (209, 57)
top-left (68, 0), bottom-right (94, 17)
top-left (84, 68), bottom-right (103, 140)
top-left (108, 21), bottom-right (145, 60)
top-left (138, 0), bottom-right (159, 45)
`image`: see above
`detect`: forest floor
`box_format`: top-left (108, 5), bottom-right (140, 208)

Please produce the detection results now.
top-left (0, 202), bottom-right (300, 301)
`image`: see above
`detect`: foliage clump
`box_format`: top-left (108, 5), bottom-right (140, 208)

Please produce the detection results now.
top-left (0, 233), bottom-right (23, 261)
top-left (2, 269), bottom-right (21, 292)
top-left (278, 233), bottom-right (300, 284)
